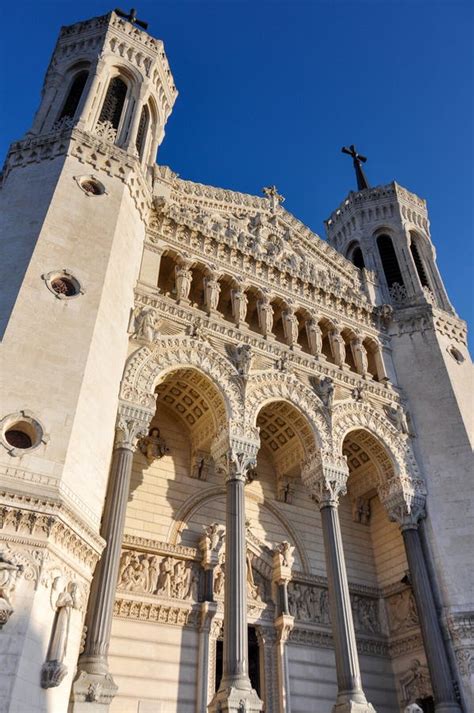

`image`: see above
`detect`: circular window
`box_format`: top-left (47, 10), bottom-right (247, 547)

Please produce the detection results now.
top-left (0, 412), bottom-right (48, 456)
top-left (75, 175), bottom-right (106, 196)
top-left (447, 345), bottom-right (464, 364)
top-left (42, 270), bottom-right (84, 300)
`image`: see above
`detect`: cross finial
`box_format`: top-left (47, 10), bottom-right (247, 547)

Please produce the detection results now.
top-left (263, 185), bottom-right (285, 212)
top-left (115, 7), bottom-right (149, 30)
top-left (341, 144), bottom-right (370, 191)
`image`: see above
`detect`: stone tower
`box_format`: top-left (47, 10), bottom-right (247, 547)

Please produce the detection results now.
top-left (0, 11), bottom-right (176, 713)
top-left (326, 180), bottom-right (473, 707)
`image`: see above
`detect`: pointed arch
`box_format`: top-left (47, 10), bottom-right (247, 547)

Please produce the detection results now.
top-left (244, 371), bottom-right (331, 451)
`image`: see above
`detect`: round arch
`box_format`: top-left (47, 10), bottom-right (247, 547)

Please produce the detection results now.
top-left (120, 336), bottom-right (244, 423)
top-left (244, 371), bottom-right (330, 451)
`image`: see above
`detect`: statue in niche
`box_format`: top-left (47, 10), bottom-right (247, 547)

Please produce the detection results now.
top-left (385, 403), bottom-right (413, 436)
top-left (204, 276), bottom-right (221, 312)
top-left (129, 306), bottom-right (156, 342)
top-left (306, 318), bottom-right (322, 357)
top-left (231, 288), bottom-right (248, 324)
top-left (283, 310), bottom-right (299, 345)
top-left (0, 552), bottom-right (23, 629)
top-left (353, 497), bottom-right (371, 525)
top-left (139, 427), bottom-right (168, 465)
top-left (276, 476), bottom-right (295, 504)
top-left (214, 564), bottom-right (225, 597)
top-left (246, 551), bottom-right (260, 600)
top-left (202, 523), bottom-right (224, 556)
top-left (316, 376), bottom-right (334, 409)
top-left (192, 451), bottom-right (213, 480)
top-left (175, 264), bottom-right (192, 301)
top-left (258, 299), bottom-right (274, 336)
top-left (330, 329), bottom-right (346, 367)
top-left (41, 577), bottom-right (78, 688)
top-left (352, 337), bottom-right (369, 374)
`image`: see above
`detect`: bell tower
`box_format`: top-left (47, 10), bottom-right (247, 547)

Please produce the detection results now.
top-left (0, 11), bottom-right (176, 713)
top-left (326, 152), bottom-right (473, 708)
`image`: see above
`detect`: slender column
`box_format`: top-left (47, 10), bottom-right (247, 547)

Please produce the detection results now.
top-left (71, 408), bottom-right (150, 711)
top-left (196, 601), bottom-right (218, 713)
top-left (274, 616), bottom-right (294, 713)
top-left (208, 437), bottom-right (262, 713)
top-left (389, 500), bottom-right (461, 713)
top-left (302, 452), bottom-right (375, 713)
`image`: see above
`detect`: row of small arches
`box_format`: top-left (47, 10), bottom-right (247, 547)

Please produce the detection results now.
top-left (157, 251), bottom-right (387, 381)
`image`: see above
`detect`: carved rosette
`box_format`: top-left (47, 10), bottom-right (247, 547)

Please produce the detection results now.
top-left (301, 449), bottom-right (349, 507)
top-left (114, 403), bottom-right (153, 451)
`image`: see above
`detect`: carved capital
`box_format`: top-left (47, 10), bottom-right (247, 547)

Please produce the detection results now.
top-left (274, 613), bottom-right (295, 643)
top-left (378, 474), bottom-right (427, 530)
top-left (114, 403), bottom-right (153, 451)
top-left (301, 449), bottom-right (349, 507)
top-left (211, 430), bottom-right (260, 483)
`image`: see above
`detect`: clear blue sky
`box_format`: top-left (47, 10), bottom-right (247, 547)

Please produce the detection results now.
top-left (1, 1), bottom-right (472, 339)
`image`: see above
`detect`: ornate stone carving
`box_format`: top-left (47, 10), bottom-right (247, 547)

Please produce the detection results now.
top-left (94, 119), bottom-right (117, 142)
top-left (386, 589), bottom-right (419, 633)
top-left (41, 577), bottom-right (79, 688)
top-left (306, 318), bottom-right (323, 357)
top-left (288, 582), bottom-right (330, 625)
top-left (138, 427), bottom-right (168, 464)
top-left (232, 343), bottom-right (253, 377)
top-left (352, 497), bottom-right (371, 525)
top-left (351, 336), bottom-right (369, 375)
top-left (211, 431), bottom-right (260, 484)
top-left (129, 306), bottom-right (158, 342)
top-left (389, 282), bottom-right (409, 307)
top-left (230, 288), bottom-right (248, 325)
top-left (274, 541), bottom-right (295, 570)
top-left (351, 595), bottom-right (381, 634)
top-left (117, 550), bottom-right (198, 601)
top-left (329, 328), bottom-right (346, 367)
top-left (115, 404), bottom-right (152, 451)
top-left (175, 262), bottom-right (192, 302)
top-left (351, 384), bottom-right (366, 401)
top-left (276, 475), bottom-right (295, 504)
top-left (313, 375), bottom-right (334, 409)
top-left (199, 523), bottom-right (225, 568)
top-left (384, 403), bottom-right (414, 437)
top-left (0, 551), bottom-right (23, 628)
top-left (399, 659), bottom-right (432, 707)
top-left (301, 450), bottom-right (349, 506)
top-left (204, 275), bottom-right (221, 312)
top-left (191, 450), bottom-right (214, 480)
top-left (257, 297), bottom-right (274, 337)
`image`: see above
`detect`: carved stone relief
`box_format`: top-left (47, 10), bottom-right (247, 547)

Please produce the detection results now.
top-left (386, 589), bottom-right (419, 634)
top-left (117, 550), bottom-right (198, 601)
top-left (0, 551), bottom-right (24, 628)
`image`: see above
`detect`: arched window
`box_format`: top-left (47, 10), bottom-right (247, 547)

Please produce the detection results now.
top-left (352, 247), bottom-right (365, 269)
top-left (410, 240), bottom-right (430, 288)
top-left (377, 234), bottom-right (404, 287)
top-left (98, 76), bottom-right (128, 131)
top-left (135, 105), bottom-right (149, 158)
top-left (58, 71), bottom-right (88, 121)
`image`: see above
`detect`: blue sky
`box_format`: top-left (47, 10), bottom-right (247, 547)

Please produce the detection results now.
top-left (1, 0), bottom-right (472, 338)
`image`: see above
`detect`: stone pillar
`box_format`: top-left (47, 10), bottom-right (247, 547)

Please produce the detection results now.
top-left (272, 542), bottom-right (295, 713)
top-left (302, 452), bottom-right (375, 713)
top-left (208, 435), bottom-right (263, 713)
top-left (196, 601), bottom-right (218, 713)
top-left (387, 497), bottom-right (461, 713)
top-left (125, 86), bottom-right (148, 153)
top-left (71, 406), bottom-right (151, 712)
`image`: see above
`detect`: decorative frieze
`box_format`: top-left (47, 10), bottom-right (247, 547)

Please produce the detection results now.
top-left (113, 596), bottom-right (198, 627)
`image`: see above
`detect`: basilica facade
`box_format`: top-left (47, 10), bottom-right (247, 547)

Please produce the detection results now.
top-left (0, 11), bottom-right (472, 713)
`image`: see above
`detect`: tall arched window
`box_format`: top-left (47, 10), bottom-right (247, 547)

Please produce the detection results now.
top-left (352, 246), bottom-right (365, 269)
top-left (410, 240), bottom-right (430, 288)
top-left (58, 71), bottom-right (88, 121)
top-left (377, 234), bottom-right (404, 287)
top-left (98, 76), bottom-right (128, 131)
top-left (135, 105), bottom-right (149, 158)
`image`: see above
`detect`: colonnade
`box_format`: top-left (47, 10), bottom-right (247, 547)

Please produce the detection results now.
top-left (72, 407), bottom-right (461, 713)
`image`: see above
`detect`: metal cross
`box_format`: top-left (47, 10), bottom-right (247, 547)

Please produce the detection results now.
top-left (341, 144), bottom-right (370, 191)
top-left (114, 7), bottom-right (149, 30)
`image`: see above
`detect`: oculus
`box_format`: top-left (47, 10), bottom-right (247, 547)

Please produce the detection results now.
top-left (0, 411), bottom-right (48, 456)
top-left (42, 270), bottom-right (84, 300)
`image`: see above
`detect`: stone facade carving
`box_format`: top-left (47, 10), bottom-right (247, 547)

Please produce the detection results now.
top-left (117, 550), bottom-right (198, 601)
top-left (41, 577), bottom-right (79, 688)
top-left (399, 659), bottom-right (432, 707)
top-left (276, 476), bottom-right (295, 504)
top-left (0, 551), bottom-right (23, 628)
top-left (138, 427), bottom-right (168, 464)
top-left (352, 497), bottom-right (371, 525)
top-left (129, 306), bottom-right (158, 342)
top-left (386, 589), bottom-right (419, 634)
top-left (288, 581), bottom-right (330, 625)
top-left (191, 450), bottom-right (214, 480)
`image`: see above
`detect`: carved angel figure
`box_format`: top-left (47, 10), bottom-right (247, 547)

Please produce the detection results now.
top-left (130, 306), bottom-right (156, 342)
top-left (203, 523), bottom-right (224, 553)
top-left (276, 541), bottom-right (295, 569)
top-left (385, 403), bottom-right (413, 436)
top-left (317, 377), bottom-right (334, 409)
top-left (139, 427), bottom-right (168, 465)
top-left (233, 343), bottom-right (252, 376)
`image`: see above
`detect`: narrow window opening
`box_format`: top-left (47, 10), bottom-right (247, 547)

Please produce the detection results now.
top-left (58, 71), bottom-right (88, 121)
top-left (248, 626), bottom-right (261, 697)
top-left (215, 638), bottom-right (223, 692)
top-left (410, 241), bottom-right (430, 288)
top-left (98, 77), bottom-right (128, 131)
top-left (377, 234), bottom-right (404, 287)
top-left (352, 246), bottom-right (365, 270)
top-left (136, 105), bottom-right (149, 158)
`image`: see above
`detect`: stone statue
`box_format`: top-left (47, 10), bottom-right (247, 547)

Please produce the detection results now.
top-left (283, 310), bottom-right (299, 346)
top-left (317, 377), bottom-right (334, 409)
top-left (233, 343), bottom-right (252, 377)
top-left (192, 451), bottom-right (213, 480)
top-left (275, 353), bottom-right (289, 372)
top-left (214, 564), bottom-right (225, 597)
top-left (351, 337), bottom-right (369, 375)
top-left (353, 496), bottom-right (371, 525)
top-left (130, 306), bottom-right (156, 342)
top-left (231, 288), bottom-right (248, 324)
top-left (41, 578), bottom-right (78, 688)
top-left (276, 541), bottom-right (295, 569)
top-left (204, 276), bottom-right (221, 312)
top-left (175, 264), bottom-right (192, 301)
top-left (156, 557), bottom-right (174, 598)
top-left (139, 427), bottom-right (168, 465)
top-left (148, 556), bottom-right (160, 594)
top-left (352, 384), bottom-right (366, 402)
top-left (257, 299), bottom-right (273, 336)
top-left (0, 552), bottom-right (23, 629)
top-left (385, 403), bottom-right (413, 436)
top-left (276, 476), bottom-right (294, 504)
top-left (246, 551), bottom-right (259, 599)
top-left (306, 318), bottom-right (322, 357)
top-left (329, 329), bottom-right (346, 367)
top-left (202, 523), bottom-right (224, 554)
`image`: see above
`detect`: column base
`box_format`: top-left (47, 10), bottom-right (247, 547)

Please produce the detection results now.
top-left (333, 701), bottom-right (376, 713)
top-left (69, 669), bottom-right (118, 713)
top-left (208, 684), bottom-right (263, 713)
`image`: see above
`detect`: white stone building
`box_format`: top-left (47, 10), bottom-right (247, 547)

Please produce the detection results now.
top-left (0, 10), bottom-right (472, 713)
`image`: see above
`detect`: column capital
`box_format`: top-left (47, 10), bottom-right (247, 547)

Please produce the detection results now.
top-left (301, 450), bottom-right (349, 507)
top-left (211, 430), bottom-right (260, 483)
top-left (378, 475), bottom-right (427, 530)
top-left (274, 614), bottom-right (295, 643)
top-left (114, 403), bottom-right (153, 451)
